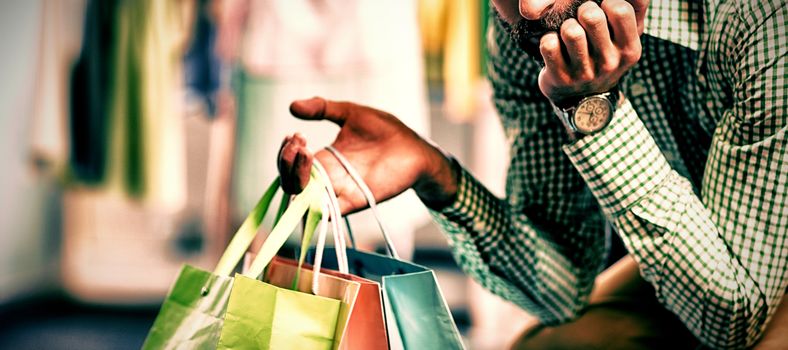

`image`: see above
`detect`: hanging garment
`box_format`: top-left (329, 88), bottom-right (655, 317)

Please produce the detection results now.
top-left (183, 0), bottom-right (221, 117)
top-left (418, 0), bottom-right (489, 122)
top-left (68, 0), bottom-right (115, 182)
top-left (30, 0), bottom-right (85, 177)
top-left (67, 0), bottom-right (189, 209)
top-left (104, 0), bottom-right (188, 209)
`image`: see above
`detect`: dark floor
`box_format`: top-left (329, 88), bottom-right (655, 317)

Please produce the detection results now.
top-left (0, 294), bottom-right (158, 350)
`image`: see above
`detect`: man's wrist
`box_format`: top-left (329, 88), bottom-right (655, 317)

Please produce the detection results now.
top-left (413, 150), bottom-right (460, 210)
top-left (550, 87), bottom-right (621, 140)
top-left (549, 98), bottom-right (584, 141)
top-left (547, 94), bottom-right (584, 110)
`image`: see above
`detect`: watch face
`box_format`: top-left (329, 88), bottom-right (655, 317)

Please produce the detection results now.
top-left (573, 96), bottom-right (612, 134)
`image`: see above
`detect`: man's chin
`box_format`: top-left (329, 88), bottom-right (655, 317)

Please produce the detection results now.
top-left (505, 19), bottom-right (550, 63)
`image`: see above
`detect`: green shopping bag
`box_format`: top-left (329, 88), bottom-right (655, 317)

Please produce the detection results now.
top-left (217, 171), bottom-right (359, 350)
top-left (141, 177), bottom-right (312, 349)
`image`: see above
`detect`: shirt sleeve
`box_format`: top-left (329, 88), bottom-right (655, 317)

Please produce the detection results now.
top-left (562, 2), bottom-right (787, 347)
top-left (432, 160), bottom-right (608, 325)
top-left (429, 16), bottom-right (609, 326)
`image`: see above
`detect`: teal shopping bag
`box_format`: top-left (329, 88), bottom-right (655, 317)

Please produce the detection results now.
top-left (311, 248), bottom-right (464, 349)
top-left (142, 177), bottom-right (308, 349)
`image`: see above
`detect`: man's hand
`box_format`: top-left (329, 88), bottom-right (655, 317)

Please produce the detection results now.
top-left (278, 97), bottom-right (458, 214)
top-left (538, 0), bottom-right (647, 105)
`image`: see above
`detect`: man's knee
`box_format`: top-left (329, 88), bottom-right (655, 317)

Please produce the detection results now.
top-left (510, 302), bottom-right (698, 350)
top-left (511, 322), bottom-right (619, 350)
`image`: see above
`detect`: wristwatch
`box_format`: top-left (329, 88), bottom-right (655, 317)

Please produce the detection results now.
top-left (553, 87), bottom-right (620, 136)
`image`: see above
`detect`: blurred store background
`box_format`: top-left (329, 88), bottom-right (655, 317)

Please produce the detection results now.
top-left (0, 0), bottom-right (535, 348)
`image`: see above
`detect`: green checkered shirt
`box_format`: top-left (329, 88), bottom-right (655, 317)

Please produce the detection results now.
top-left (432, 0), bottom-right (787, 348)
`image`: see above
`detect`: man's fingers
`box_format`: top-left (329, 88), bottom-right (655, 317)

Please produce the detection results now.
top-left (280, 135), bottom-right (291, 152)
top-left (578, 1), bottom-right (618, 72)
top-left (603, 0), bottom-right (638, 45)
top-left (278, 135), bottom-right (313, 194)
top-left (293, 149), bottom-right (313, 193)
top-left (540, 32), bottom-right (569, 76)
top-left (312, 150), bottom-right (359, 215)
top-left (578, 1), bottom-right (614, 52)
top-left (277, 137), bottom-right (298, 193)
top-left (289, 97), bottom-right (352, 126)
top-left (290, 97), bottom-right (327, 121)
top-left (626, 0), bottom-right (649, 35)
top-left (560, 19), bottom-right (592, 79)
top-left (277, 134), bottom-right (305, 172)
top-left (602, 0), bottom-right (642, 65)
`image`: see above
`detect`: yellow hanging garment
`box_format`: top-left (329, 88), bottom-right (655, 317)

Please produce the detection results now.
top-left (107, 0), bottom-right (188, 210)
top-left (419, 0), bottom-right (487, 122)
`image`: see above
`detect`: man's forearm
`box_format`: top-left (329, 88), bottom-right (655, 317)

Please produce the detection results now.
top-left (563, 98), bottom-right (783, 348)
top-left (413, 150), bottom-right (460, 210)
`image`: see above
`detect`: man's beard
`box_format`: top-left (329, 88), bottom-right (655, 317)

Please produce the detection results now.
top-left (498, 0), bottom-right (594, 62)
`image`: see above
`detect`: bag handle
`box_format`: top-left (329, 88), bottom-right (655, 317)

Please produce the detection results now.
top-left (324, 146), bottom-right (399, 259)
top-left (213, 178), bottom-right (281, 277)
top-left (324, 185), bottom-right (349, 273)
top-left (293, 159), bottom-right (349, 280)
top-left (296, 160), bottom-right (351, 294)
top-left (313, 159), bottom-right (350, 273)
top-left (284, 162), bottom-right (351, 294)
top-left (311, 199), bottom-right (332, 294)
top-left (294, 195), bottom-right (330, 293)
top-left (245, 176), bottom-right (323, 278)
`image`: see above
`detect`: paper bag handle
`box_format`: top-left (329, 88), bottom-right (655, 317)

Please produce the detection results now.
top-left (325, 146), bottom-right (399, 259)
top-left (213, 178), bottom-right (281, 276)
top-left (297, 160), bottom-right (351, 293)
top-left (312, 159), bottom-right (350, 273)
top-left (245, 177), bottom-right (323, 278)
top-left (294, 196), bottom-right (330, 293)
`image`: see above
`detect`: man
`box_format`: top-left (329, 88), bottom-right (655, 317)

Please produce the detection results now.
top-left (278, 0), bottom-right (787, 348)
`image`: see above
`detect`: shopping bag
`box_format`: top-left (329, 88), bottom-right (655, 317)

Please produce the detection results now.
top-left (265, 257), bottom-right (359, 344)
top-left (250, 197), bottom-right (363, 349)
top-left (309, 146), bottom-right (465, 349)
top-left (269, 257), bottom-right (388, 350)
top-left (217, 169), bottom-right (360, 350)
top-left (142, 177), bottom-right (300, 349)
top-left (242, 159), bottom-right (389, 350)
top-left (312, 248), bottom-right (463, 349)
top-left (242, 254), bottom-right (388, 350)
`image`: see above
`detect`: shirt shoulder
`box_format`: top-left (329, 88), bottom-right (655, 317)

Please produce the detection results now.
top-left (643, 0), bottom-right (702, 50)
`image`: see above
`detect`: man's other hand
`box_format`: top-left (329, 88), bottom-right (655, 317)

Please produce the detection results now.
top-left (538, 0), bottom-right (647, 105)
top-left (277, 97), bottom-right (458, 214)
